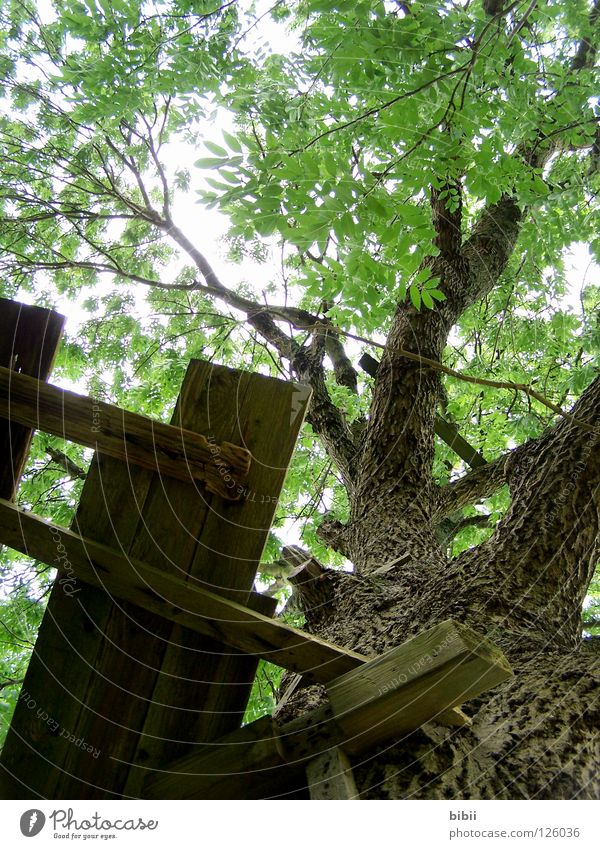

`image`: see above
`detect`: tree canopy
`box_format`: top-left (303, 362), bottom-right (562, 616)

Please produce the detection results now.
top-left (1, 0), bottom-right (600, 750)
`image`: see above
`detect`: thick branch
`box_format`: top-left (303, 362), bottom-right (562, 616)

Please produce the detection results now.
top-left (430, 178), bottom-right (462, 257)
top-left (434, 453), bottom-right (510, 518)
top-left (455, 375), bottom-right (600, 649)
top-left (324, 329), bottom-right (358, 393)
top-left (446, 195), bottom-right (522, 321)
top-left (292, 336), bottom-right (358, 490)
top-left (45, 448), bottom-right (87, 481)
top-left (359, 352), bottom-right (487, 468)
top-left (440, 0), bottom-right (600, 322)
top-left (435, 512), bottom-right (492, 546)
top-left (572, 0), bottom-right (600, 69)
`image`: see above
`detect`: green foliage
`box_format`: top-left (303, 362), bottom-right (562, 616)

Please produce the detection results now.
top-left (0, 0), bottom-right (599, 740)
top-left (243, 661), bottom-right (283, 725)
top-left (583, 574), bottom-right (600, 637)
top-left (0, 586), bottom-right (46, 747)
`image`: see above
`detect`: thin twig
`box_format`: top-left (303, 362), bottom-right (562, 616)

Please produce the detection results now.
top-left (317, 325), bottom-right (600, 434)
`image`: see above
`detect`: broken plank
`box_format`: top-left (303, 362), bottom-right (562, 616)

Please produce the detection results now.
top-left (306, 748), bottom-right (358, 800)
top-left (0, 498), bottom-right (367, 684)
top-left (325, 619), bottom-right (512, 754)
top-left (0, 299), bottom-right (65, 500)
top-left (0, 365), bottom-right (251, 499)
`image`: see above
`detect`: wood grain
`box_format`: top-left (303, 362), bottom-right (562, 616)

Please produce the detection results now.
top-left (326, 619), bottom-right (512, 754)
top-left (0, 497), bottom-right (369, 683)
top-left (306, 748), bottom-right (359, 800)
top-left (0, 365), bottom-right (251, 499)
top-left (0, 360), bottom-right (313, 798)
top-left (143, 621), bottom-right (512, 800)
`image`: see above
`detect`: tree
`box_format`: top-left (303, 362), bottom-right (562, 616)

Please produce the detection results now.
top-left (0, 0), bottom-right (599, 798)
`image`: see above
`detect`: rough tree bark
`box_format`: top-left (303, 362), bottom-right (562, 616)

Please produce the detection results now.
top-left (271, 4), bottom-right (600, 796)
top-left (282, 373), bottom-right (600, 799)
top-left (2, 0), bottom-right (598, 800)
top-left (278, 302), bottom-right (600, 797)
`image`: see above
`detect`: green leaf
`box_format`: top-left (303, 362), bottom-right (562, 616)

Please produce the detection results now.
top-left (409, 284), bottom-right (421, 310)
top-left (428, 288), bottom-right (446, 301)
top-left (421, 289), bottom-right (434, 309)
top-left (222, 130), bottom-right (243, 153)
top-left (205, 141), bottom-right (229, 157)
top-left (194, 156), bottom-right (228, 169)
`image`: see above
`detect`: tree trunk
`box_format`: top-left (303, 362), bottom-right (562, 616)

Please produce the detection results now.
top-left (277, 222), bottom-right (600, 800)
top-left (280, 399), bottom-right (600, 798)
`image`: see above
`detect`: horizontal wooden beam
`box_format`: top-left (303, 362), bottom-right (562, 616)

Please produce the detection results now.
top-left (0, 497), bottom-right (367, 684)
top-left (143, 621), bottom-right (512, 799)
top-left (359, 353), bottom-right (487, 469)
top-left (142, 715), bottom-right (308, 800)
top-left (0, 365), bottom-right (251, 500)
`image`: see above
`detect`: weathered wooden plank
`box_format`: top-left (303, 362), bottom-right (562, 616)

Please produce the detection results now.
top-left (0, 298), bottom-right (65, 499)
top-left (120, 591), bottom-right (277, 798)
top-left (0, 365), bottom-right (251, 499)
top-left (359, 352), bottom-right (487, 469)
top-left (0, 453), bottom-right (157, 799)
top-left (0, 497), bottom-right (368, 684)
top-left (0, 361), bottom-right (313, 799)
top-left (0, 362), bottom-right (306, 798)
top-left (121, 366), bottom-right (313, 796)
top-left (67, 364), bottom-right (313, 798)
top-left (142, 716), bottom-right (308, 800)
top-left (143, 621), bottom-right (512, 800)
top-left (326, 619), bottom-right (512, 754)
top-left (306, 748), bottom-right (358, 800)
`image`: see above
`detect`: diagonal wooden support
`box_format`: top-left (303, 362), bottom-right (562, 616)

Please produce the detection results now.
top-left (142, 620), bottom-right (512, 799)
top-left (0, 366), bottom-right (251, 499)
top-left (0, 497), bottom-right (368, 683)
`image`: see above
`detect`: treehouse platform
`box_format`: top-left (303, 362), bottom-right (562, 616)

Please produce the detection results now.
top-left (0, 298), bottom-right (512, 800)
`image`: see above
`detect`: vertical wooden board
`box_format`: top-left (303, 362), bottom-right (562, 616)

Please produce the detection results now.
top-left (306, 748), bottom-right (359, 800)
top-left (58, 362), bottom-right (308, 798)
top-left (123, 593), bottom-right (277, 798)
top-left (52, 362), bottom-right (231, 797)
top-left (0, 360), bottom-right (310, 799)
top-left (0, 298), bottom-right (65, 499)
top-left (0, 454), bottom-right (155, 798)
top-left (180, 364), bottom-right (313, 596)
top-left (124, 365), bottom-right (311, 793)
top-left (1, 356), bottom-right (202, 798)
